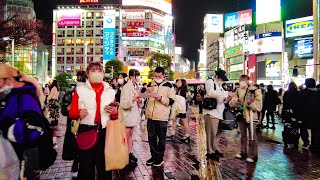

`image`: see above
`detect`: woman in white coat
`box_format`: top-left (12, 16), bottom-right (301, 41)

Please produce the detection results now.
top-left (118, 69), bottom-right (143, 165)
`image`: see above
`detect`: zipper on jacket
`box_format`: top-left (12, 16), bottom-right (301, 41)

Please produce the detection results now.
top-left (151, 82), bottom-right (161, 120)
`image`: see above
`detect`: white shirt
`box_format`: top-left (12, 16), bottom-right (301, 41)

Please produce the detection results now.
top-left (203, 79), bottom-right (228, 120)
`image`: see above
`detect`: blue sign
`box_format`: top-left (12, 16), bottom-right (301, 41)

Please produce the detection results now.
top-left (103, 28), bottom-right (116, 60)
top-left (255, 32), bottom-right (282, 39)
top-left (294, 39), bottom-right (313, 58)
top-left (225, 12), bottom-right (238, 29)
top-left (286, 16), bottom-right (313, 38)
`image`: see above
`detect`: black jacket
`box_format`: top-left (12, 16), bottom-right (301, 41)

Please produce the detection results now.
top-left (264, 90), bottom-right (278, 111)
top-left (283, 90), bottom-right (299, 111)
top-left (297, 88), bottom-right (320, 128)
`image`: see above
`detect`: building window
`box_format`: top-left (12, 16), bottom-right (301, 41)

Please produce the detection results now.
top-left (88, 48), bottom-right (94, 55)
top-left (66, 47), bottom-right (73, 55)
top-left (87, 12), bottom-right (93, 19)
top-left (57, 57), bottom-right (65, 64)
top-left (75, 65), bottom-right (85, 72)
top-left (57, 39), bottom-right (65, 46)
top-left (86, 30), bottom-right (93, 37)
top-left (66, 57), bottom-right (74, 64)
top-left (57, 65), bottom-right (64, 73)
top-left (67, 30), bottom-right (74, 37)
top-left (76, 39), bottom-right (83, 45)
top-left (76, 57), bottom-right (83, 64)
top-left (95, 47), bottom-right (102, 55)
top-left (86, 21), bottom-right (94, 28)
top-left (57, 30), bottom-right (65, 37)
top-left (95, 38), bottom-right (103, 46)
top-left (65, 65), bottom-right (74, 73)
top-left (66, 39), bottom-right (74, 46)
top-left (95, 29), bottom-right (103, 36)
top-left (57, 47), bottom-right (64, 55)
top-left (76, 47), bottom-right (83, 54)
top-left (76, 30), bottom-right (84, 36)
top-left (96, 21), bottom-right (103, 27)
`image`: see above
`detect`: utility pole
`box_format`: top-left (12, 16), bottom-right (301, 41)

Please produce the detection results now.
top-left (313, 0), bottom-right (319, 81)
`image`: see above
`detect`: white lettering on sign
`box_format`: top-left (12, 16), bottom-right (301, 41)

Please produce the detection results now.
top-left (80, 0), bottom-right (99, 3)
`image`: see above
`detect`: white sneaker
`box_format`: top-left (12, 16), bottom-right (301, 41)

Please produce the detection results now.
top-left (235, 153), bottom-right (243, 159)
top-left (176, 123), bottom-right (181, 127)
top-left (246, 157), bottom-right (255, 163)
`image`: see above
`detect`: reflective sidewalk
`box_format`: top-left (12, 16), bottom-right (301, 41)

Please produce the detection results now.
top-left (40, 107), bottom-right (320, 179)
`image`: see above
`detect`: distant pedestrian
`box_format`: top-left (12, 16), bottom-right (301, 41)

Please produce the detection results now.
top-left (145, 67), bottom-right (175, 167)
top-left (277, 88), bottom-right (284, 118)
top-left (115, 73), bottom-right (127, 102)
top-left (197, 84), bottom-right (205, 114)
top-left (264, 85), bottom-right (278, 129)
top-left (47, 80), bottom-right (60, 126)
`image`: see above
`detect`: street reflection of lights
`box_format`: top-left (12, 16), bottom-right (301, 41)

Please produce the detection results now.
top-left (67, 6), bottom-right (69, 9)
top-left (104, 6), bottom-right (106, 9)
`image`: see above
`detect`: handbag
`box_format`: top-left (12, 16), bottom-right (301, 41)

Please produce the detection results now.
top-left (0, 132), bottom-right (20, 180)
top-left (105, 120), bottom-right (129, 171)
top-left (71, 120), bottom-right (80, 135)
top-left (75, 121), bottom-right (100, 150)
top-left (220, 108), bottom-right (237, 130)
top-left (203, 80), bottom-right (217, 110)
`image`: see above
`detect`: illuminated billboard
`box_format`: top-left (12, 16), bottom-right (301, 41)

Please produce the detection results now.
top-left (224, 9), bottom-right (252, 29)
top-left (256, 0), bottom-right (281, 24)
top-left (79, 0), bottom-right (99, 4)
top-left (286, 16), bottom-right (313, 38)
top-left (294, 38), bottom-right (313, 58)
top-left (204, 14), bottom-right (223, 33)
top-left (57, 10), bottom-right (81, 27)
top-left (122, 10), bottom-right (146, 20)
top-left (250, 32), bottom-right (282, 54)
top-left (122, 0), bottom-right (172, 15)
top-left (103, 10), bottom-right (116, 61)
top-left (266, 60), bottom-right (280, 78)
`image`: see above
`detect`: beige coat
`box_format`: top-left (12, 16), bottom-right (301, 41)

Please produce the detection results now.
top-left (145, 80), bottom-right (176, 121)
top-left (118, 80), bottom-right (143, 127)
top-left (229, 85), bottom-right (263, 123)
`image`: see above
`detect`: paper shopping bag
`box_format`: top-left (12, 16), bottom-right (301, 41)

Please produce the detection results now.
top-left (105, 120), bottom-right (129, 171)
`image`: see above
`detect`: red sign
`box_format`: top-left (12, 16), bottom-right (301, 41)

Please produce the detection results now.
top-left (149, 22), bottom-right (162, 31)
top-left (126, 21), bottom-right (145, 27)
top-left (79, 0), bottom-right (99, 4)
top-left (123, 32), bottom-right (149, 37)
top-left (248, 55), bottom-right (257, 83)
top-left (238, 9), bottom-right (252, 26)
top-left (122, 28), bottom-right (150, 32)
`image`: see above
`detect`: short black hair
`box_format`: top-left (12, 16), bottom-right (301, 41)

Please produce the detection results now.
top-left (235, 82), bottom-right (240, 86)
top-left (155, 67), bottom-right (165, 75)
top-left (305, 78), bottom-right (316, 88)
top-left (143, 83), bottom-right (147, 86)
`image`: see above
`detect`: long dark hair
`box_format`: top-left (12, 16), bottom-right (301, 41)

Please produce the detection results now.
top-left (287, 82), bottom-right (297, 93)
top-left (176, 79), bottom-right (188, 93)
top-left (51, 80), bottom-right (60, 91)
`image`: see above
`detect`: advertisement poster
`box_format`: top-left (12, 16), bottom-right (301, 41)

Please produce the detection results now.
top-left (250, 32), bottom-right (282, 54)
top-left (57, 10), bottom-right (81, 27)
top-left (238, 9), bottom-right (252, 26)
top-left (294, 38), bottom-right (313, 58)
top-left (103, 11), bottom-right (116, 61)
top-left (122, 0), bottom-right (172, 15)
top-left (256, 0), bottom-right (281, 24)
top-left (266, 60), bottom-right (280, 78)
top-left (286, 16), bottom-right (313, 38)
top-left (204, 14), bottom-right (223, 33)
top-left (224, 12), bottom-right (238, 29)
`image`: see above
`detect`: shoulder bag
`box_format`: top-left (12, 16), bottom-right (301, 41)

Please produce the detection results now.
top-left (203, 80), bottom-right (217, 110)
top-left (75, 121), bottom-right (100, 150)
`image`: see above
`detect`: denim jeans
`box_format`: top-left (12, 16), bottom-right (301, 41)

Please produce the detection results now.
top-left (147, 119), bottom-right (168, 161)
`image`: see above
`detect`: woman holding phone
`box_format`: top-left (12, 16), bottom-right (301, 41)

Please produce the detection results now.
top-left (69, 62), bottom-right (118, 180)
top-left (118, 69), bottom-right (143, 166)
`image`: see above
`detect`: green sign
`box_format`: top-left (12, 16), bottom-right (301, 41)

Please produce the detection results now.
top-left (225, 45), bottom-right (243, 58)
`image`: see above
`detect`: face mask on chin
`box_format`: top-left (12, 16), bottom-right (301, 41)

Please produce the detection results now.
top-left (88, 72), bottom-right (104, 83)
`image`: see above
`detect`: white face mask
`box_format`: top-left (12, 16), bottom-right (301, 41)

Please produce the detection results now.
top-left (117, 78), bottom-right (124, 85)
top-left (218, 80), bottom-right (224, 85)
top-left (240, 81), bottom-right (247, 88)
top-left (154, 78), bottom-right (163, 84)
top-left (88, 72), bottom-right (104, 83)
top-left (0, 85), bottom-right (13, 94)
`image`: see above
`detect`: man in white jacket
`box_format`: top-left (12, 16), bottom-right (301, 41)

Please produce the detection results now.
top-left (203, 70), bottom-right (234, 161)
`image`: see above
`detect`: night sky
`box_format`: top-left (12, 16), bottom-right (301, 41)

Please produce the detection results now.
top-left (32, 0), bottom-right (312, 61)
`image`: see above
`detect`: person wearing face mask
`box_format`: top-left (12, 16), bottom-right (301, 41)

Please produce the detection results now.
top-left (115, 73), bottom-right (128, 103)
top-left (229, 75), bottom-right (262, 163)
top-left (145, 67), bottom-right (176, 167)
top-left (0, 63), bottom-right (48, 179)
top-left (203, 70), bottom-right (235, 161)
top-left (118, 69), bottom-right (144, 166)
top-left (69, 62), bottom-right (118, 180)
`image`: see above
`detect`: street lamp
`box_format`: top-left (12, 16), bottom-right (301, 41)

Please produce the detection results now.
top-left (2, 37), bottom-right (14, 66)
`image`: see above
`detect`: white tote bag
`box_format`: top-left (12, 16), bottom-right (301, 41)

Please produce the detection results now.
top-left (0, 132), bottom-right (20, 180)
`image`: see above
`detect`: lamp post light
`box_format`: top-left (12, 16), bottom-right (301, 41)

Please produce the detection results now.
top-left (2, 37), bottom-right (14, 66)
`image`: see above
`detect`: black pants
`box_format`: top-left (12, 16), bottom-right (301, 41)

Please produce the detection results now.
top-left (198, 101), bottom-right (203, 114)
top-left (266, 110), bottom-right (275, 127)
top-left (310, 128), bottom-right (320, 153)
top-left (300, 128), bottom-right (310, 146)
top-left (77, 127), bottom-right (112, 180)
top-left (147, 120), bottom-right (168, 161)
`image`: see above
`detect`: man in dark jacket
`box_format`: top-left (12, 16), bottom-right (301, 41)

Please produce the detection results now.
top-left (264, 85), bottom-right (278, 129)
top-left (297, 78), bottom-right (320, 153)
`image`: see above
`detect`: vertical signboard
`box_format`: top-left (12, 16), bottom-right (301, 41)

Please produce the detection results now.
top-left (238, 9), bottom-right (252, 26)
top-left (103, 10), bottom-right (116, 61)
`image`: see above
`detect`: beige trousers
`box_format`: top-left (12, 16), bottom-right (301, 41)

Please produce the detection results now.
top-left (238, 119), bottom-right (258, 159)
top-left (204, 115), bottom-right (220, 154)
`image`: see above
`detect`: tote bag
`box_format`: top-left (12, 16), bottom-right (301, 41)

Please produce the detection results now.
top-left (0, 133), bottom-right (20, 180)
top-left (105, 120), bottom-right (129, 171)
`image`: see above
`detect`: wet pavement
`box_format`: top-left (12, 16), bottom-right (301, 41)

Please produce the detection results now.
top-left (40, 107), bottom-right (320, 180)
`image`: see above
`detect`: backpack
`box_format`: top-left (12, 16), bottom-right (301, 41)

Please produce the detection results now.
top-left (61, 91), bottom-right (73, 116)
top-left (17, 93), bottom-right (57, 171)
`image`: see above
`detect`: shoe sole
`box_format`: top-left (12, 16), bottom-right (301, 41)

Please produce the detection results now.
top-left (153, 161), bottom-right (164, 166)
top-left (146, 162), bottom-right (155, 166)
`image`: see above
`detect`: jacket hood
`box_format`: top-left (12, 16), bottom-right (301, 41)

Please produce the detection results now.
top-left (10, 82), bottom-right (37, 95)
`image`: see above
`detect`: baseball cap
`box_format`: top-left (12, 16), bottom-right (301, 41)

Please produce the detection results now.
top-left (215, 70), bottom-right (228, 81)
